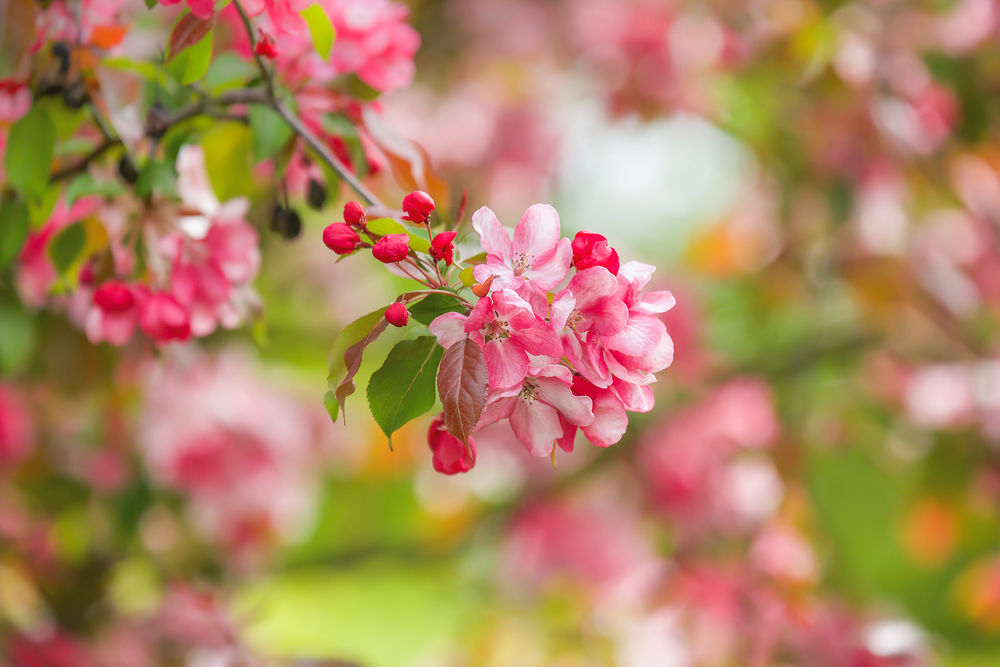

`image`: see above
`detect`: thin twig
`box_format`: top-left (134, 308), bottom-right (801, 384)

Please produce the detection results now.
top-left (231, 0), bottom-right (385, 208)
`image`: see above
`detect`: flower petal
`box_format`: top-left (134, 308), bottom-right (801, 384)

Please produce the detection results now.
top-left (604, 314), bottom-right (667, 356)
top-left (637, 290), bottom-right (676, 314)
top-left (472, 206), bottom-right (512, 259)
top-left (429, 312), bottom-right (468, 348)
top-left (537, 375), bottom-right (594, 426)
top-left (510, 398), bottom-right (563, 457)
top-left (526, 237), bottom-right (571, 290)
top-left (513, 319), bottom-right (563, 358)
top-left (484, 339), bottom-right (529, 389)
top-left (513, 204), bottom-right (560, 263)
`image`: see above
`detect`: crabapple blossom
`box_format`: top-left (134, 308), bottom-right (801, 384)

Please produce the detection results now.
top-left (477, 365), bottom-right (594, 457)
top-left (343, 200), bottom-right (366, 227)
top-left (384, 302), bottom-right (409, 327)
top-left (402, 190), bottom-right (435, 224)
top-left (0, 384), bottom-right (33, 465)
top-left (430, 231), bottom-right (458, 265)
top-left (428, 415), bottom-right (476, 474)
top-left (323, 222), bottom-right (361, 254)
top-left (372, 233), bottom-right (410, 263)
top-left (471, 204), bottom-right (572, 292)
top-left (254, 30), bottom-right (279, 58)
top-left (572, 231), bottom-right (620, 275)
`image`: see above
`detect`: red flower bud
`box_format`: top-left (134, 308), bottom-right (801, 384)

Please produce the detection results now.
top-left (372, 233), bottom-right (410, 263)
top-left (571, 231), bottom-right (620, 275)
top-left (323, 223), bottom-right (360, 254)
top-left (343, 201), bottom-right (366, 227)
top-left (254, 31), bottom-right (279, 59)
top-left (429, 231), bottom-right (458, 265)
top-left (93, 281), bottom-right (135, 313)
top-left (428, 415), bottom-right (476, 474)
top-left (385, 302), bottom-right (409, 327)
top-left (402, 190), bottom-right (435, 224)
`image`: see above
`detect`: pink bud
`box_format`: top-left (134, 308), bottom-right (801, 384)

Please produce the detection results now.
top-left (427, 416), bottom-right (476, 474)
top-left (372, 233), bottom-right (410, 263)
top-left (93, 281), bottom-right (135, 313)
top-left (254, 31), bottom-right (279, 59)
top-left (343, 201), bottom-right (366, 227)
top-left (402, 190), bottom-right (435, 224)
top-left (429, 231), bottom-right (457, 265)
top-left (138, 292), bottom-right (191, 343)
top-left (323, 223), bottom-right (360, 255)
top-left (385, 302), bottom-right (409, 327)
top-left (571, 231), bottom-right (620, 275)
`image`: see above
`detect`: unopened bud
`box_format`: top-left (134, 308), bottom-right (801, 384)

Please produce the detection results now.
top-left (385, 302), bottom-right (409, 327)
top-left (402, 190), bottom-right (435, 224)
top-left (372, 233), bottom-right (410, 263)
top-left (323, 222), bottom-right (360, 254)
top-left (343, 201), bottom-right (366, 227)
top-left (254, 31), bottom-right (279, 59)
top-left (93, 281), bottom-right (135, 312)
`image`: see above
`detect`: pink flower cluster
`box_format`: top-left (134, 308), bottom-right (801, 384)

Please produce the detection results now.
top-left (226, 0), bottom-right (420, 93)
top-left (429, 204), bottom-right (674, 466)
top-left (138, 351), bottom-right (325, 561)
top-left (0, 384), bottom-right (34, 466)
top-left (18, 146), bottom-right (260, 347)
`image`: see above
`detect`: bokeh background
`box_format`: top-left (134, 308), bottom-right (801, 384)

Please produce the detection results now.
top-left (5, 0), bottom-right (1000, 664)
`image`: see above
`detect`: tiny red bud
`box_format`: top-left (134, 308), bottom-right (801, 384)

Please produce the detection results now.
top-left (343, 201), bottom-right (366, 227)
top-left (93, 281), bottom-right (135, 313)
top-left (372, 233), bottom-right (410, 263)
top-left (254, 31), bottom-right (279, 59)
top-left (571, 231), bottom-right (620, 275)
top-left (384, 302), bottom-right (409, 327)
top-left (402, 190), bottom-right (435, 224)
top-left (323, 223), bottom-right (360, 254)
top-left (429, 231), bottom-right (458, 265)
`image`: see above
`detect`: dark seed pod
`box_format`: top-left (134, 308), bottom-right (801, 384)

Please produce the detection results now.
top-left (118, 156), bottom-right (139, 184)
top-left (306, 179), bottom-right (327, 210)
top-left (63, 80), bottom-right (88, 109)
top-left (270, 205), bottom-right (302, 241)
top-left (51, 43), bottom-right (71, 75)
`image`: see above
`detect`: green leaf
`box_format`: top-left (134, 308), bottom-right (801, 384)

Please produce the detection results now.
top-left (200, 122), bottom-right (253, 201)
top-left (0, 302), bottom-right (36, 375)
top-left (249, 106), bottom-right (293, 162)
top-left (4, 105), bottom-right (56, 198)
top-left (365, 218), bottom-right (431, 253)
top-left (409, 293), bottom-right (466, 326)
top-left (134, 161), bottom-right (176, 198)
top-left (367, 337), bottom-right (443, 446)
top-left (144, 0), bottom-right (156, 8)
top-left (167, 13), bottom-right (215, 62)
top-left (0, 197), bottom-right (29, 270)
top-left (47, 222), bottom-right (86, 276)
top-left (326, 307), bottom-right (390, 423)
top-left (300, 4), bottom-right (336, 60)
top-left (167, 25), bottom-right (214, 85)
top-left (65, 173), bottom-right (126, 206)
top-left (203, 52), bottom-right (257, 93)
top-left (323, 390), bottom-right (339, 423)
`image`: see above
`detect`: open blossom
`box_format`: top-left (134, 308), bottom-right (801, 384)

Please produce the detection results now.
top-left (472, 204), bottom-right (572, 293)
top-left (478, 365), bottom-right (594, 457)
top-left (430, 288), bottom-right (562, 389)
top-left (0, 384), bottom-right (33, 465)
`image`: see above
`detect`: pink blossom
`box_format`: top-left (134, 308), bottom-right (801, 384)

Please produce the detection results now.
top-left (477, 365), bottom-right (594, 457)
top-left (85, 281), bottom-right (138, 345)
top-left (0, 79), bottom-right (30, 124)
top-left (384, 302), bottom-right (409, 327)
top-left (159, 0), bottom-right (215, 20)
top-left (471, 204), bottom-right (572, 292)
top-left (429, 288), bottom-right (562, 389)
top-left (0, 384), bottom-right (33, 465)
top-left (430, 231), bottom-right (458, 265)
top-left (428, 415), bottom-right (476, 473)
top-left (402, 190), bottom-right (435, 224)
top-left (572, 231), bottom-right (620, 275)
top-left (137, 291), bottom-right (191, 344)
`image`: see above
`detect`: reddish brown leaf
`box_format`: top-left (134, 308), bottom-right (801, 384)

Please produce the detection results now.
top-left (335, 318), bottom-right (390, 421)
top-left (167, 13), bottom-right (215, 63)
top-left (436, 338), bottom-right (488, 447)
top-left (0, 0), bottom-right (37, 77)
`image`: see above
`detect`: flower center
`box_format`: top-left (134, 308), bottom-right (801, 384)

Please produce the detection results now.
top-left (519, 378), bottom-right (539, 404)
top-left (511, 252), bottom-right (534, 276)
top-left (482, 312), bottom-right (511, 342)
top-left (567, 310), bottom-right (584, 332)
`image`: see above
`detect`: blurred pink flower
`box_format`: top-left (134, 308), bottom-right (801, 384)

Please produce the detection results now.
top-left (0, 384), bottom-right (34, 465)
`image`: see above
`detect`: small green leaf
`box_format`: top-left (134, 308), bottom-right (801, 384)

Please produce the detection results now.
top-left (409, 294), bottom-right (466, 326)
top-left (367, 336), bottom-right (443, 446)
top-left (0, 302), bottom-right (36, 375)
top-left (203, 52), bottom-right (257, 93)
top-left (459, 266), bottom-right (475, 286)
top-left (135, 161), bottom-right (176, 198)
top-left (0, 197), bottom-right (29, 270)
top-left (365, 218), bottom-right (431, 253)
top-left (4, 105), bottom-right (56, 198)
top-left (144, 0), bottom-right (156, 8)
top-left (324, 390), bottom-right (339, 423)
top-left (47, 222), bottom-right (86, 276)
top-left (167, 25), bottom-right (214, 85)
top-left (300, 4), bottom-right (336, 60)
top-left (65, 173), bottom-right (126, 206)
top-left (249, 106), bottom-right (293, 162)
top-left (201, 122), bottom-right (254, 201)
